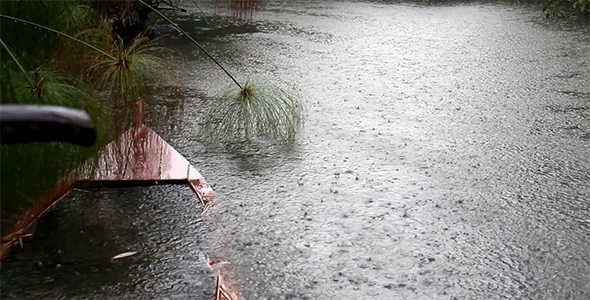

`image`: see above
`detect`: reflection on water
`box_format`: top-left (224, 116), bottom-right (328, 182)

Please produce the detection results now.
top-left (172, 1), bottom-right (590, 299)
top-left (2, 0), bottom-right (590, 299)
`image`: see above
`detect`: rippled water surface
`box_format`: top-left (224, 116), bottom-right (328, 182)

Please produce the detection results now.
top-left (1, 186), bottom-right (215, 299)
top-left (2, 1), bottom-right (590, 299)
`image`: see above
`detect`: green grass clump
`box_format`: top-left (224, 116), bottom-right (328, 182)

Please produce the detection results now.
top-left (90, 36), bottom-right (170, 102)
top-left (203, 83), bottom-right (303, 143)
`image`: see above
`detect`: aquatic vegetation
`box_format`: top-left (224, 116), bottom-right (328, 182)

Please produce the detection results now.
top-left (0, 1), bottom-right (99, 58)
top-left (96, 36), bottom-right (169, 98)
top-left (204, 83), bottom-right (302, 143)
top-left (4, 15), bottom-right (169, 96)
top-left (0, 0), bottom-right (302, 230)
top-left (215, 0), bottom-right (260, 19)
top-left (0, 3), bottom-right (170, 223)
top-left (541, 0), bottom-right (588, 17)
top-left (0, 72), bottom-right (108, 221)
top-left (138, 0), bottom-right (303, 143)
top-left (0, 70), bottom-right (111, 227)
top-left (89, 35), bottom-right (170, 108)
top-left (87, 0), bottom-right (137, 21)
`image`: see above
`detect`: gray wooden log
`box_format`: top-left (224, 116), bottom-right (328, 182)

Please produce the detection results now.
top-left (0, 105), bottom-right (96, 146)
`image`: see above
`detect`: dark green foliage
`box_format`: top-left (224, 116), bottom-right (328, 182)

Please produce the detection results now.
top-left (0, 1), bottom-right (99, 63)
top-left (1, 0), bottom-right (174, 219)
top-left (0, 1), bottom-right (113, 226)
top-left (0, 66), bottom-right (113, 230)
top-left (540, 0), bottom-right (588, 17)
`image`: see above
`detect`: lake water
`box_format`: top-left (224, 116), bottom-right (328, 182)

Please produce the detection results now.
top-left (2, 1), bottom-right (589, 299)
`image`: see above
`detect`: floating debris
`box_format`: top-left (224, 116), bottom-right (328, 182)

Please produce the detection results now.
top-left (112, 251), bottom-right (138, 260)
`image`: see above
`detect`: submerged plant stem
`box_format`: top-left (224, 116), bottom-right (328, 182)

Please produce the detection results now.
top-left (191, 0), bottom-right (209, 24)
top-left (0, 14), bottom-right (116, 61)
top-left (0, 38), bottom-right (34, 87)
top-left (137, 0), bottom-right (242, 89)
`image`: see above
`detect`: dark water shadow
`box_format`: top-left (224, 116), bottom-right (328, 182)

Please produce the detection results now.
top-left (1, 186), bottom-right (215, 300)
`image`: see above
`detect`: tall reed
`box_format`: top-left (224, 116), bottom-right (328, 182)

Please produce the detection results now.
top-left (215, 0), bottom-right (260, 19)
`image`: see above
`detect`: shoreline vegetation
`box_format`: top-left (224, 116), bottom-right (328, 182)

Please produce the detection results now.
top-left (0, 0), bottom-right (587, 232)
top-left (0, 0), bottom-right (298, 231)
top-left (401, 0), bottom-right (589, 18)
